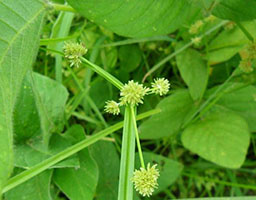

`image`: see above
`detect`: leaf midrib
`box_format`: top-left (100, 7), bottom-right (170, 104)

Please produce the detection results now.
top-left (0, 2), bottom-right (45, 66)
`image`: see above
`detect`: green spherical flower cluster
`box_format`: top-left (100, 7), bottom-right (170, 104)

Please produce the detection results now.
top-left (151, 78), bottom-right (170, 96)
top-left (120, 80), bottom-right (149, 106)
top-left (104, 100), bottom-right (120, 115)
top-left (63, 42), bottom-right (87, 67)
top-left (131, 163), bottom-right (160, 197)
top-left (104, 78), bottom-right (170, 115)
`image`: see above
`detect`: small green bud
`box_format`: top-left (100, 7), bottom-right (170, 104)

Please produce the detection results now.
top-left (191, 37), bottom-right (202, 46)
top-left (239, 59), bottom-right (253, 73)
top-left (151, 78), bottom-right (170, 96)
top-left (189, 20), bottom-right (204, 35)
top-left (120, 80), bottom-right (149, 106)
top-left (63, 42), bottom-right (87, 67)
top-left (104, 100), bottom-right (120, 115)
top-left (131, 163), bottom-right (160, 197)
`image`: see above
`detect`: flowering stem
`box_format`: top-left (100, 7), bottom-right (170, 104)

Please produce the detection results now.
top-left (131, 107), bottom-right (145, 169)
top-left (142, 20), bottom-right (228, 82)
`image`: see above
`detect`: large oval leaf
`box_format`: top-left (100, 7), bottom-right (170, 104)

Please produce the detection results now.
top-left (213, 0), bottom-right (256, 21)
top-left (182, 108), bottom-right (250, 169)
top-left (0, 0), bottom-right (45, 192)
top-left (67, 0), bottom-right (190, 38)
top-left (139, 90), bottom-right (196, 139)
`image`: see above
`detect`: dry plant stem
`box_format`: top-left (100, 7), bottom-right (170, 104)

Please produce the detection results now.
top-left (142, 20), bottom-right (228, 82)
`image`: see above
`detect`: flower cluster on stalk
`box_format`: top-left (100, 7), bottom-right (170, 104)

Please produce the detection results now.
top-left (131, 163), bottom-right (160, 197)
top-left (104, 78), bottom-right (170, 115)
top-left (63, 42), bottom-right (87, 67)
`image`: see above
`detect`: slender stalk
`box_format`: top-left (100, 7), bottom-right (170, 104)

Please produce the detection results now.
top-left (2, 108), bottom-right (161, 194)
top-left (142, 20), bottom-right (228, 82)
top-left (81, 57), bottom-right (124, 89)
top-left (236, 22), bottom-right (254, 42)
top-left (131, 107), bottom-right (145, 168)
top-left (183, 172), bottom-right (256, 190)
top-left (50, 3), bottom-right (76, 13)
top-left (182, 69), bottom-right (236, 128)
top-left (118, 106), bottom-right (136, 200)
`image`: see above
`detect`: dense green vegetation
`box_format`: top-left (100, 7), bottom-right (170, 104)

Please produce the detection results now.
top-left (0, 0), bottom-right (256, 199)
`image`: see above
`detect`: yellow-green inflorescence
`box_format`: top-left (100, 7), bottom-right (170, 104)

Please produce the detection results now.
top-left (63, 42), bottom-right (87, 67)
top-left (104, 100), bottom-right (120, 115)
top-left (239, 42), bottom-right (256, 73)
top-left (104, 78), bottom-right (170, 115)
top-left (120, 80), bottom-right (150, 106)
top-left (151, 78), bottom-right (170, 96)
top-left (131, 163), bottom-right (160, 197)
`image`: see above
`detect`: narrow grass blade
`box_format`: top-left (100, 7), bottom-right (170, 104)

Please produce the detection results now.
top-left (2, 109), bottom-right (160, 194)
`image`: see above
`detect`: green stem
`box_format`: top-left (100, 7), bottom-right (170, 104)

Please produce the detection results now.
top-left (50, 3), bottom-right (76, 13)
top-left (236, 22), bottom-right (254, 42)
top-left (142, 20), bottom-right (228, 82)
top-left (182, 69), bottom-right (236, 128)
top-left (2, 108), bottom-right (161, 194)
top-left (183, 172), bottom-right (256, 190)
top-left (81, 57), bottom-right (124, 90)
top-left (131, 107), bottom-right (145, 169)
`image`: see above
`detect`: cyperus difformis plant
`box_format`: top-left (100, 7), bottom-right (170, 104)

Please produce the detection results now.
top-left (105, 78), bottom-right (170, 197)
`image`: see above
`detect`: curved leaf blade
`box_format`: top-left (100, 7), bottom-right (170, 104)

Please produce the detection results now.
top-left (67, 0), bottom-right (190, 38)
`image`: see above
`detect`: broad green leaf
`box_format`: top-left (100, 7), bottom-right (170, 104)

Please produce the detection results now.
top-left (67, 0), bottom-right (190, 38)
top-left (14, 72), bottom-right (68, 149)
top-left (0, 0), bottom-right (45, 192)
top-left (118, 106), bottom-right (136, 200)
top-left (207, 21), bottom-right (256, 64)
top-left (2, 109), bottom-right (159, 194)
top-left (135, 152), bottom-right (183, 195)
top-left (53, 125), bottom-right (99, 200)
top-left (216, 83), bottom-right (256, 132)
top-left (176, 47), bottom-right (208, 100)
top-left (14, 140), bottom-right (80, 169)
top-left (90, 141), bottom-right (120, 200)
top-left (213, 0), bottom-right (256, 21)
top-left (90, 78), bottom-right (112, 109)
top-left (119, 45), bottom-right (142, 72)
top-left (5, 169), bottom-right (52, 200)
top-left (139, 90), bottom-right (195, 139)
top-left (182, 108), bottom-right (250, 168)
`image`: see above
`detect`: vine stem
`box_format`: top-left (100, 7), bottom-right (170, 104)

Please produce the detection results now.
top-left (142, 20), bottom-right (228, 82)
top-left (131, 107), bottom-right (145, 169)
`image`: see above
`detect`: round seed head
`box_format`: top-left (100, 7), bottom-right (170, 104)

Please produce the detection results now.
top-left (63, 42), bottom-right (87, 67)
top-left (104, 100), bottom-right (120, 115)
top-left (151, 78), bottom-right (170, 96)
top-left (120, 80), bottom-right (149, 106)
top-left (131, 163), bottom-right (160, 197)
